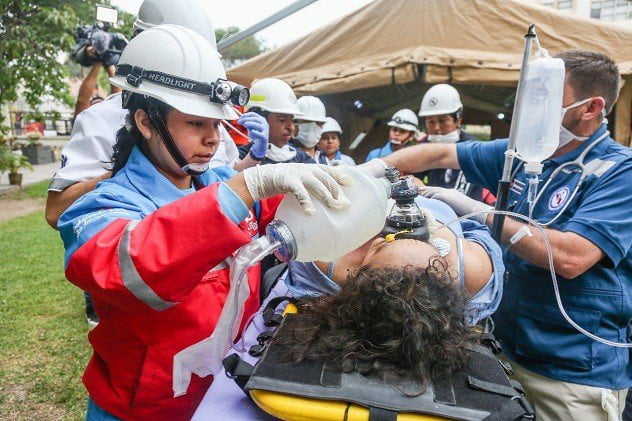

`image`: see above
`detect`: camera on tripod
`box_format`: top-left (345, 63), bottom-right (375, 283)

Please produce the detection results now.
top-left (71, 5), bottom-right (128, 67)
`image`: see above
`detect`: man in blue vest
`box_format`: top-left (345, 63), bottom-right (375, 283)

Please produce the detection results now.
top-left (360, 50), bottom-right (631, 420)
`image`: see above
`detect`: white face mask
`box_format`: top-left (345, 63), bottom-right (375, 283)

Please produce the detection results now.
top-left (182, 162), bottom-right (209, 174)
top-left (558, 125), bottom-right (589, 148)
top-left (295, 122), bottom-right (322, 148)
top-left (266, 143), bottom-right (297, 162)
top-left (427, 129), bottom-right (460, 144)
top-left (558, 98), bottom-right (605, 148)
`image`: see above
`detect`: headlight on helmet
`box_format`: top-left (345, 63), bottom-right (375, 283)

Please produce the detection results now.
top-left (230, 86), bottom-right (250, 107)
top-left (212, 79), bottom-right (233, 103)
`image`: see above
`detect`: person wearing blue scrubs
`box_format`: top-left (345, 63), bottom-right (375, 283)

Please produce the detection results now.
top-left (361, 50), bottom-right (632, 420)
top-left (365, 109), bottom-right (419, 162)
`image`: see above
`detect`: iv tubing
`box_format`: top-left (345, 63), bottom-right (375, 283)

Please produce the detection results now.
top-left (436, 209), bottom-right (632, 348)
top-left (227, 238), bottom-right (281, 346)
top-left (527, 175), bottom-right (539, 219)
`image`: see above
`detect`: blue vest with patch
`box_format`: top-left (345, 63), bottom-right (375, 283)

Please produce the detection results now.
top-left (457, 124), bottom-right (632, 389)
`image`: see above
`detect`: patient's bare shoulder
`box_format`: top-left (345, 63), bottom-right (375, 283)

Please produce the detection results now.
top-left (461, 240), bottom-right (493, 297)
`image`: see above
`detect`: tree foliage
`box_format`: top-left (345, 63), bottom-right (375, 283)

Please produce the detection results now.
top-left (215, 26), bottom-right (268, 67)
top-left (0, 1), bottom-right (266, 118)
top-left (0, 0), bottom-right (134, 110)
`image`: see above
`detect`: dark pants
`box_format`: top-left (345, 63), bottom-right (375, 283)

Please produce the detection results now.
top-left (624, 389), bottom-right (632, 421)
top-left (84, 291), bottom-right (94, 310)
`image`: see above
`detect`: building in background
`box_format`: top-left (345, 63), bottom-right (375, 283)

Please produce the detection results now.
top-left (536, 0), bottom-right (632, 25)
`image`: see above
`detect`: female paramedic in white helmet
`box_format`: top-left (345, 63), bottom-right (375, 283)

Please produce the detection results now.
top-left (292, 95), bottom-right (328, 159)
top-left (365, 108), bottom-right (419, 162)
top-left (56, 25), bottom-right (353, 421)
top-left (47, 0), bottom-right (258, 330)
top-left (46, 0), bottom-right (251, 231)
top-left (316, 117), bottom-right (356, 166)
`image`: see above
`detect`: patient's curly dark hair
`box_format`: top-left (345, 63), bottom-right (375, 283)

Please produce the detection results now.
top-left (273, 258), bottom-right (478, 387)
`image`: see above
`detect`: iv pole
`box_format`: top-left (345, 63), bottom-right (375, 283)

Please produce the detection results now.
top-left (492, 24), bottom-right (537, 240)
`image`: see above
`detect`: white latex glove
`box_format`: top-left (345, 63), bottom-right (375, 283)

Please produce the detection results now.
top-left (243, 163), bottom-right (353, 214)
top-left (357, 158), bottom-right (389, 178)
top-left (419, 186), bottom-right (492, 225)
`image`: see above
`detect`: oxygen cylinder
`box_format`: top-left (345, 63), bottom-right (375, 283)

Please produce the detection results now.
top-left (514, 57), bottom-right (565, 174)
top-left (270, 166), bottom-right (391, 262)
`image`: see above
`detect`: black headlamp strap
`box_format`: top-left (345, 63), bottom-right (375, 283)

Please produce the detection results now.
top-left (117, 64), bottom-right (215, 96)
top-left (146, 106), bottom-right (204, 176)
top-left (116, 64), bottom-right (249, 107)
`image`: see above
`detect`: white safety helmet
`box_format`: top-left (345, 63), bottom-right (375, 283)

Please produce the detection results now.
top-left (418, 84), bottom-right (463, 117)
top-left (134, 0), bottom-right (217, 50)
top-left (321, 117), bottom-right (342, 134)
top-left (245, 78), bottom-right (302, 116)
top-left (387, 109), bottom-right (419, 132)
top-left (110, 25), bottom-right (239, 120)
top-left (297, 96), bottom-right (327, 123)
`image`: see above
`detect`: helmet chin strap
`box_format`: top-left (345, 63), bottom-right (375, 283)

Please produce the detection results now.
top-left (146, 106), bottom-right (208, 176)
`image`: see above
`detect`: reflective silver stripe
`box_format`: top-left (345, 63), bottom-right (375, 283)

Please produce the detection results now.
top-left (210, 260), bottom-right (229, 271)
top-left (583, 158), bottom-right (616, 178)
top-left (559, 158), bottom-right (616, 177)
top-left (48, 177), bottom-right (79, 192)
top-left (118, 220), bottom-right (178, 311)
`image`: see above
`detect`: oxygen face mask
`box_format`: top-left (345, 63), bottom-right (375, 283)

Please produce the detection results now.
top-left (381, 167), bottom-right (431, 242)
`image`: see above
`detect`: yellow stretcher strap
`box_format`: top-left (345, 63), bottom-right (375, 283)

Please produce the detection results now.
top-left (250, 389), bottom-right (446, 421)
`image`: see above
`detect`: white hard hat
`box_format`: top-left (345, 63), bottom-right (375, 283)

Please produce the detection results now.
top-left (134, 0), bottom-right (217, 50)
top-left (321, 117), bottom-right (342, 134)
top-left (110, 25), bottom-right (238, 120)
top-left (297, 96), bottom-right (327, 123)
top-left (418, 84), bottom-right (463, 117)
top-left (245, 78), bottom-right (302, 116)
top-left (387, 109), bottom-right (419, 132)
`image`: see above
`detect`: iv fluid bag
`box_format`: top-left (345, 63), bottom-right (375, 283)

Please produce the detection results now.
top-left (514, 57), bottom-right (565, 167)
top-left (274, 166), bottom-right (391, 262)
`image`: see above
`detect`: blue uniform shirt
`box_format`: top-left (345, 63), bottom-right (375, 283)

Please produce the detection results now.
top-left (365, 140), bottom-right (394, 162)
top-left (457, 123), bottom-right (632, 389)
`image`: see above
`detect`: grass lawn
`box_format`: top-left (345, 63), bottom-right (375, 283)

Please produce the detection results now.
top-left (0, 181), bottom-right (90, 420)
top-left (3, 179), bottom-right (51, 200)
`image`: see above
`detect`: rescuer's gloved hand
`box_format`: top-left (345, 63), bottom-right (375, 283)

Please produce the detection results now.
top-left (357, 158), bottom-right (389, 178)
top-left (238, 112), bottom-right (269, 160)
top-left (243, 163), bottom-right (354, 214)
top-left (419, 186), bottom-right (493, 225)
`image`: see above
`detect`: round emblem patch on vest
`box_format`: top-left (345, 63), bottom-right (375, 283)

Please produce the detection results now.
top-left (548, 186), bottom-right (570, 211)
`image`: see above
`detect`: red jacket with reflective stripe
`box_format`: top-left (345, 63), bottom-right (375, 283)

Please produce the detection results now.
top-left (61, 166), bottom-right (281, 420)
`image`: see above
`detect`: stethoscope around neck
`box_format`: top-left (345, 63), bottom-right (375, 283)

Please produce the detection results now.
top-left (524, 130), bottom-right (610, 226)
